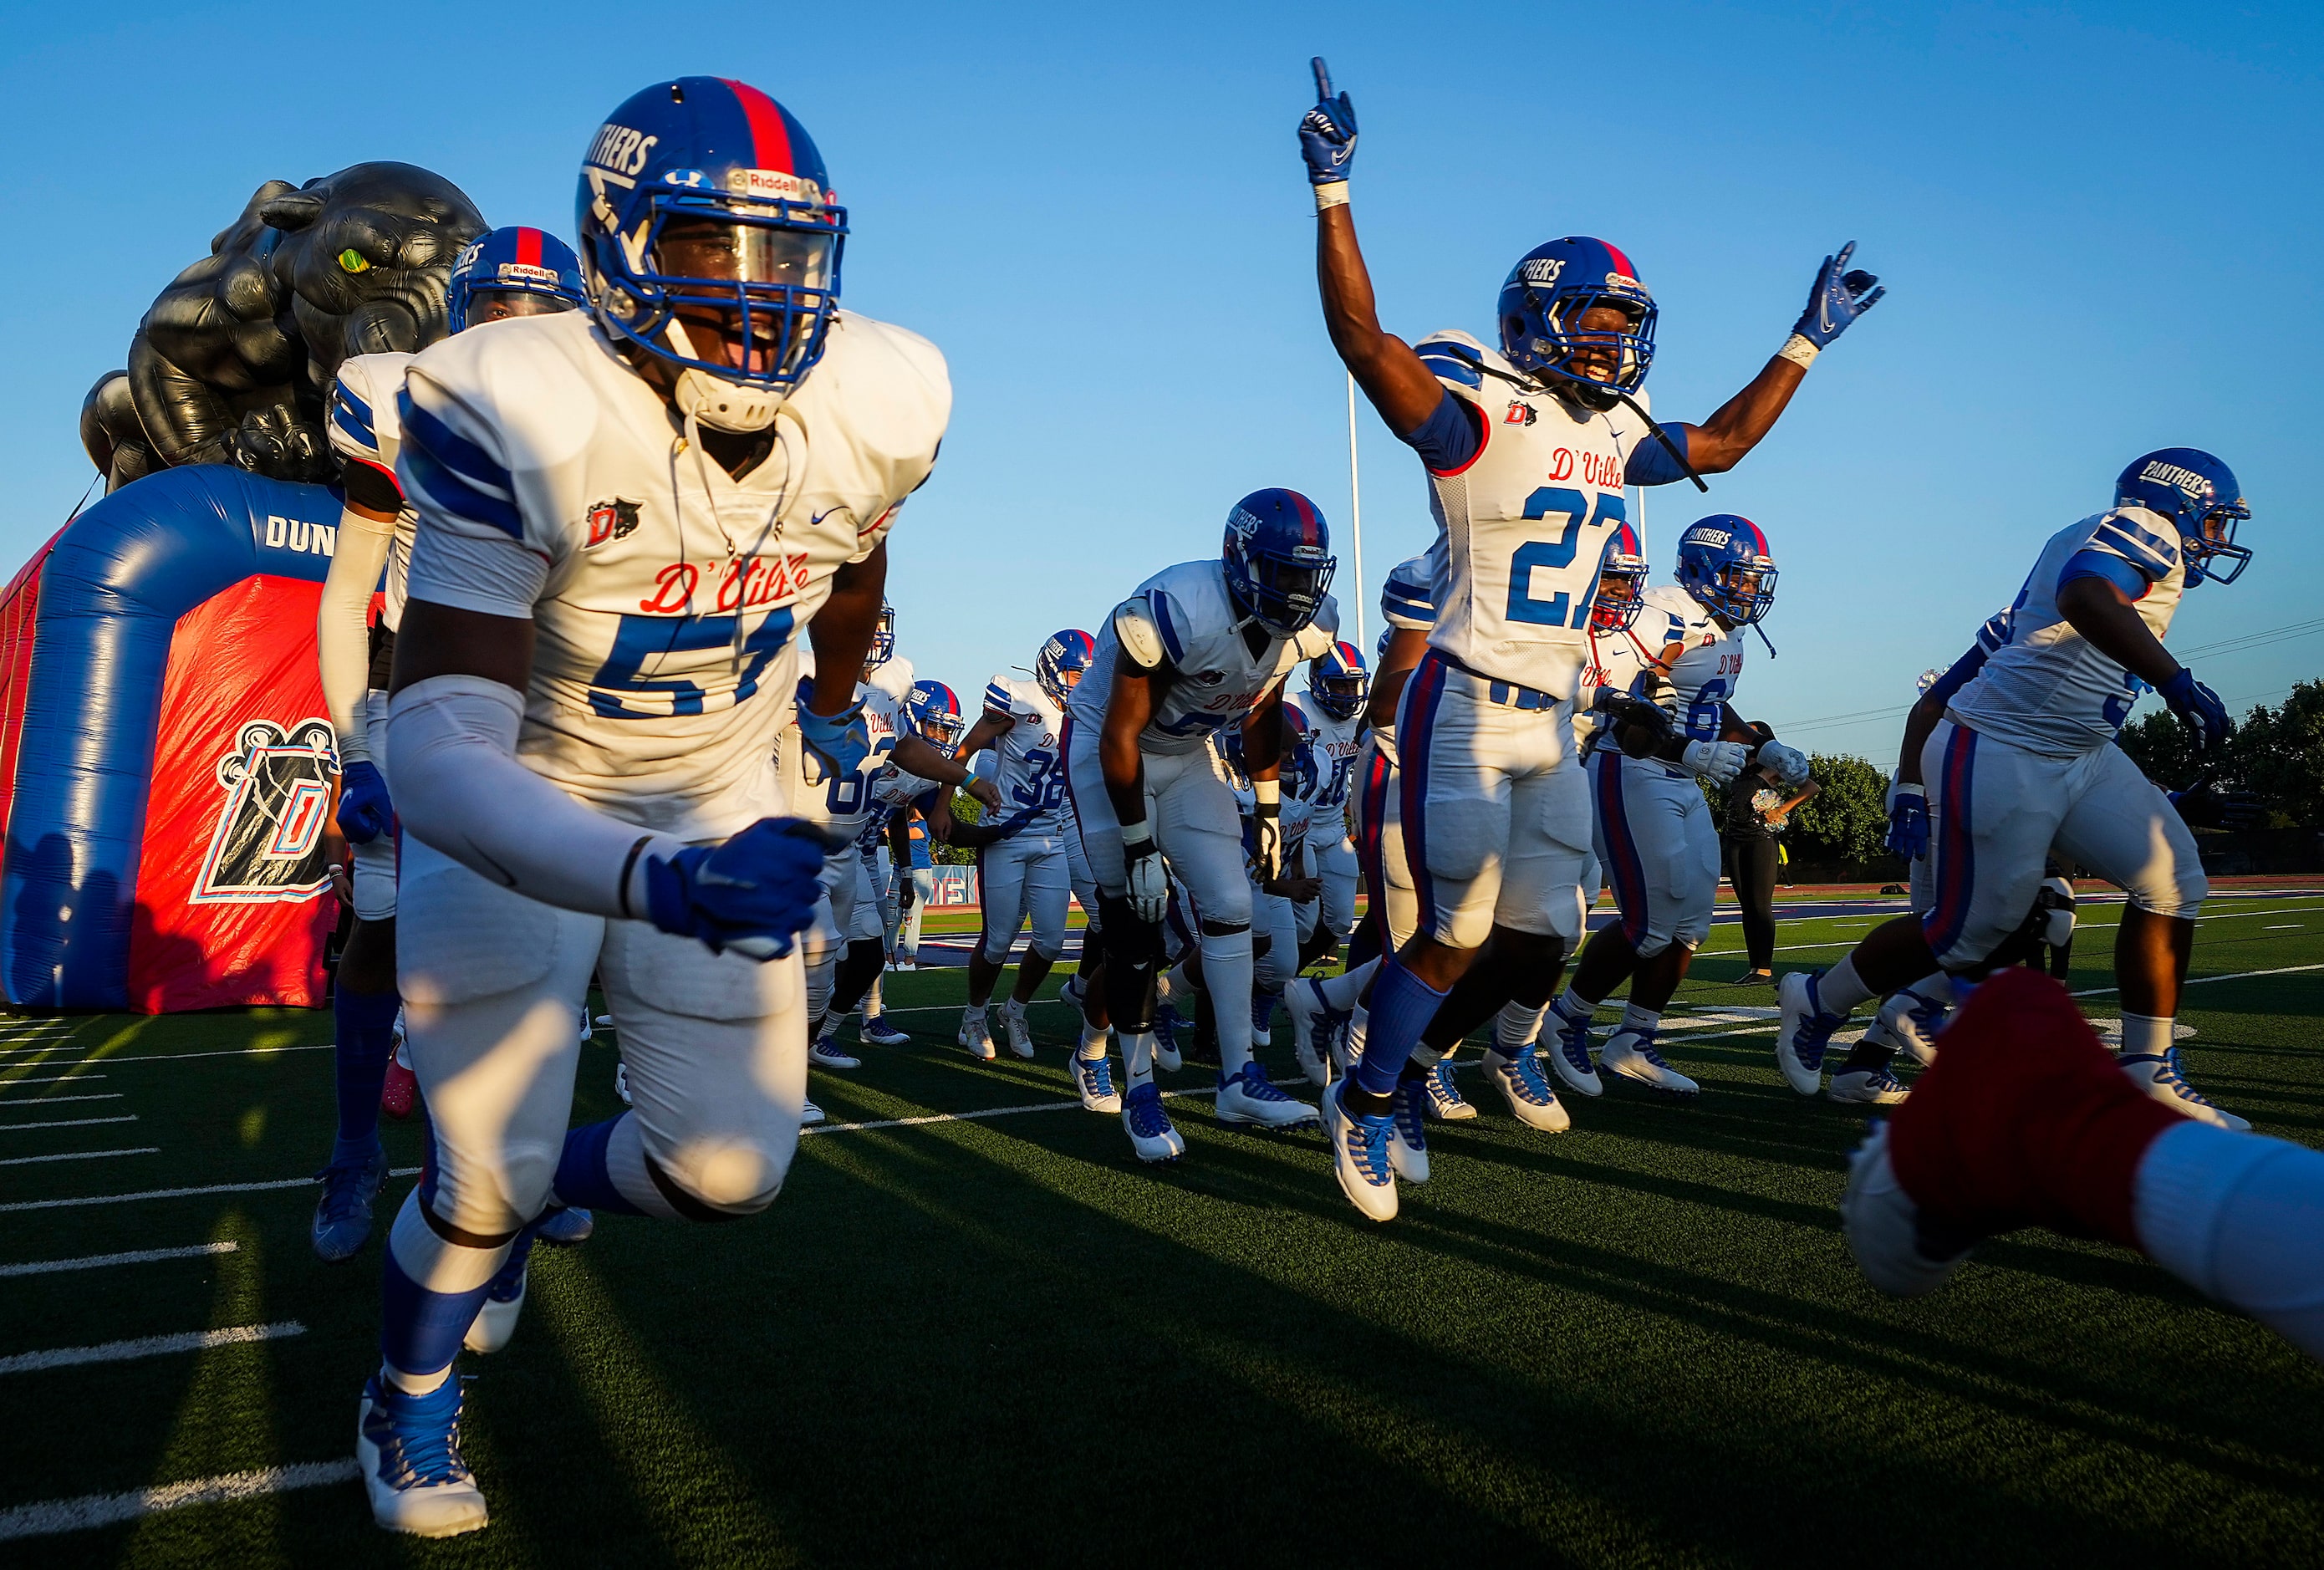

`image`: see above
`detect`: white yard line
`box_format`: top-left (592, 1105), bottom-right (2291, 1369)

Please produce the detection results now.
top-left (0, 1242), bottom-right (237, 1279)
top-left (0, 1169), bottom-right (420, 1216)
top-left (2071, 962), bottom-right (2324, 1000)
top-left (0, 1116), bottom-right (137, 1132)
top-left (0, 1322), bottom-right (304, 1377)
top-left (0, 1460), bottom-right (358, 1542)
top-left (0, 1148), bottom-right (156, 1168)
top-left (0, 1075), bottom-right (104, 1086)
top-left (0, 1094), bottom-right (120, 1105)
top-left (0, 1043), bottom-right (334, 1069)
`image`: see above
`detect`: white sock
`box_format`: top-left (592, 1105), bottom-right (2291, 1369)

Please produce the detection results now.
top-left (2119, 1012), bottom-right (2174, 1058)
top-left (1121, 1030), bottom-right (1156, 1087)
top-left (1202, 928), bottom-right (1256, 1075)
top-left (1495, 1000), bottom-right (1547, 1053)
top-left (1619, 1003), bottom-right (1662, 1036)
top-left (1815, 956), bottom-right (1874, 1017)
top-left (1553, 986), bottom-right (1597, 1023)
top-left (1078, 1024), bottom-right (1109, 1059)
top-left (864, 975), bottom-right (884, 1017)
top-left (1316, 956), bottom-right (1379, 1012)
top-left (963, 1002), bottom-right (987, 1025)
top-left (1346, 1003), bottom-right (1369, 1061)
top-left (2136, 1121), bottom-right (2324, 1360)
top-left (1909, 972), bottom-right (1955, 1007)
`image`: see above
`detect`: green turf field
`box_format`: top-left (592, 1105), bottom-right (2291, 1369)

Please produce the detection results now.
top-left (2, 887), bottom-right (2320, 1567)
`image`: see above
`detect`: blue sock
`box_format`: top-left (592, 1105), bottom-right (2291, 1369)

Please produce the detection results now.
top-left (549, 1116), bottom-right (652, 1216)
top-left (1353, 961), bottom-right (1449, 1097)
top-left (333, 987), bottom-right (400, 1153)
top-left (380, 1242), bottom-right (492, 1379)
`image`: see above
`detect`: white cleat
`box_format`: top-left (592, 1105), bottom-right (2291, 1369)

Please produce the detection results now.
top-left (1776, 971), bottom-right (1844, 1097)
top-left (1387, 1080), bottom-right (1430, 1184)
top-left (1838, 1121), bottom-right (1973, 1297)
top-left (1322, 1082), bottom-right (1399, 1222)
top-left (577, 1007), bottom-right (593, 1043)
top-left (1152, 1004), bottom-right (1186, 1073)
top-left (1421, 1058), bottom-right (1478, 1120)
top-left (1120, 1082), bottom-right (1185, 1162)
top-left (959, 1007), bottom-right (997, 1062)
top-left (808, 1034), bottom-right (862, 1070)
top-left (1283, 978), bottom-right (1345, 1088)
top-left (614, 1061), bottom-right (631, 1105)
top-left (800, 1098), bottom-right (827, 1127)
top-left (1481, 1047), bottom-right (1572, 1132)
top-left (1827, 1066), bottom-right (1911, 1105)
top-left (1547, 1006), bottom-right (1603, 1098)
top-left (1598, 1030), bottom-right (1700, 1098)
top-left (462, 1271), bottom-right (526, 1355)
top-left (358, 1374), bottom-right (490, 1537)
top-left (1070, 1051), bottom-right (1123, 1113)
top-left (1001, 998), bottom-right (1037, 1059)
top-left (1878, 987), bottom-right (1950, 1068)
top-left (1214, 1063), bottom-right (1320, 1129)
top-left (2119, 1049), bottom-right (2250, 1132)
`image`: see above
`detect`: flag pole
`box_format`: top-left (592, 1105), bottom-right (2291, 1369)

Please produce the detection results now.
top-left (1347, 371), bottom-right (1366, 653)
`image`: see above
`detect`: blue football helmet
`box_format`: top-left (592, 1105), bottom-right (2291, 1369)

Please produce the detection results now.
top-left (1375, 627), bottom-right (1392, 663)
top-left (1283, 730), bottom-right (1319, 803)
top-left (1282, 699), bottom-right (1314, 746)
top-left (447, 227), bottom-right (586, 334)
top-left (1036, 629), bottom-right (1096, 707)
top-left (907, 681), bottom-right (964, 749)
top-left (1591, 520), bottom-right (1650, 633)
top-left (1675, 516), bottom-right (1777, 626)
top-left (864, 604), bottom-right (896, 680)
top-left (576, 77), bottom-right (846, 426)
top-left (2116, 448), bottom-right (2251, 586)
top-left (1222, 488), bottom-right (1335, 635)
top-left (1307, 640), bottom-right (1368, 721)
top-left (1498, 237), bottom-right (1655, 411)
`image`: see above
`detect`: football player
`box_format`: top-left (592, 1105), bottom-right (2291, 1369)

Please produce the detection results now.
top-left (1064, 488), bottom-right (1341, 1162)
top-left (1775, 450), bottom-right (2253, 1129)
top-left (1300, 59), bottom-right (1879, 1219)
top-left (1547, 517), bottom-right (1812, 1100)
top-left (1298, 644), bottom-right (1369, 969)
top-left (357, 79), bottom-right (950, 1536)
top-left (1842, 966), bottom-right (2324, 1364)
top-left (312, 226), bottom-right (591, 1265)
top-left (950, 630), bottom-right (1095, 1065)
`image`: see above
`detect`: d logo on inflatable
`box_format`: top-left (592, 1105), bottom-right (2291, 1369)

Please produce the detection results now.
top-left (0, 466), bottom-right (348, 1011)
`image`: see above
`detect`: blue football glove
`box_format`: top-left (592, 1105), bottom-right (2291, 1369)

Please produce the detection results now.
top-left (336, 760), bottom-right (394, 845)
top-left (1792, 241), bottom-right (1884, 349)
top-left (1886, 782), bottom-right (1929, 861)
top-left (643, 818), bottom-right (837, 960)
top-left (798, 700), bottom-right (870, 779)
top-left (2159, 666), bottom-right (2230, 752)
top-left (1299, 57), bottom-right (1358, 186)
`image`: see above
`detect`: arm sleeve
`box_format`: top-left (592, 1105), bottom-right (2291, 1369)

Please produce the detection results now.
top-left (386, 673), bottom-right (685, 916)
top-left (1398, 390), bottom-right (1485, 475)
top-left (317, 505), bottom-right (395, 763)
top-left (1623, 422), bottom-right (1694, 487)
top-left (2058, 549), bottom-right (2152, 597)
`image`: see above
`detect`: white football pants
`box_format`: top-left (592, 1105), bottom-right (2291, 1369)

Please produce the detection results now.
top-left (979, 827), bottom-right (1075, 963)
top-left (1589, 747), bottom-right (1720, 959)
top-left (1353, 731), bottom-right (1418, 952)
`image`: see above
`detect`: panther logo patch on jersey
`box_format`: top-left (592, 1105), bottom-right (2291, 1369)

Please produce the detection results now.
top-left (189, 719), bottom-right (339, 905)
top-left (585, 497), bottom-right (642, 548)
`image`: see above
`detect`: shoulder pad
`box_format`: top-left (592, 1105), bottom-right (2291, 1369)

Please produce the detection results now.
top-left (1114, 595), bottom-right (1167, 670)
top-left (1414, 330), bottom-right (1491, 392)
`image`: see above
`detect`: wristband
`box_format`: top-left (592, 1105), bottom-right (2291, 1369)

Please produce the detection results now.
top-left (1121, 819), bottom-right (1154, 849)
top-left (1776, 334), bottom-right (1820, 369)
top-left (1313, 181), bottom-right (1350, 213)
top-left (1254, 779), bottom-right (1282, 809)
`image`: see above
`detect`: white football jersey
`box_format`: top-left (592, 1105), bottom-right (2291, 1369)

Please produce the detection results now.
top-left (397, 308), bottom-right (949, 842)
top-left (979, 674), bottom-right (1068, 831)
top-left (1068, 558), bottom-right (1340, 757)
top-left (1411, 330), bottom-right (1659, 697)
top-left (327, 351), bottom-right (419, 632)
top-left (1573, 597), bottom-right (1688, 752)
top-left (1949, 508), bottom-right (2188, 757)
top-left (1644, 584), bottom-right (1749, 742)
top-left (1300, 701), bottom-right (1365, 834)
top-left (1380, 553), bottom-right (1438, 634)
top-left (781, 681), bottom-right (908, 833)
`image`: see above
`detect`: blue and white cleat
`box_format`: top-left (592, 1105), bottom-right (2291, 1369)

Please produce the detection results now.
top-left (312, 1139), bottom-right (389, 1263)
top-left (1322, 1082), bottom-right (1399, 1221)
top-left (801, 1098), bottom-right (827, 1127)
top-left (358, 1373), bottom-right (489, 1537)
top-left (464, 1251), bottom-right (528, 1355)
top-left (809, 1032), bottom-right (862, 1070)
top-left (862, 1015), bottom-right (912, 1049)
top-left (957, 1008), bottom-right (997, 1063)
top-left (1422, 1058), bottom-right (1477, 1120)
top-left (1070, 1051), bottom-right (1122, 1114)
top-left (1481, 1046), bottom-right (1572, 1132)
top-left (1879, 986), bottom-right (1951, 1068)
top-left (1827, 1065), bottom-right (1910, 1105)
top-left (1215, 1062), bottom-right (1319, 1129)
top-left (1837, 1120), bottom-right (1972, 1297)
top-left (1121, 1082), bottom-right (1185, 1163)
top-left (2119, 1048), bottom-right (2250, 1131)
top-left (1387, 1079), bottom-right (1430, 1183)
top-left (1152, 1003), bottom-right (1186, 1073)
top-left (1283, 978), bottom-right (1346, 1088)
top-left (1776, 971), bottom-right (1845, 1096)
top-left (1599, 1030), bottom-right (1700, 1098)
top-left (1547, 1004), bottom-right (1603, 1098)
top-left (535, 1206), bottom-right (594, 1246)
top-left (1000, 998), bottom-right (1037, 1059)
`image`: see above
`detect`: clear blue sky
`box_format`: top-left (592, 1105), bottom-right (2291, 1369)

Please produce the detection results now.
top-left (5, 3), bottom-right (2318, 762)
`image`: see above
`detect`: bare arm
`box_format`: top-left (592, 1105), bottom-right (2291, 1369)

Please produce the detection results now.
top-left (1100, 662), bottom-right (1162, 828)
top-left (390, 599), bottom-right (534, 695)
top-left (1241, 681), bottom-right (1286, 782)
top-left (1895, 694), bottom-right (1947, 788)
top-left (1317, 206), bottom-right (1450, 438)
top-left (2056, 575), bottom-right (2181, 687)
top-left (808, 543), bottom-right (886, 720)
top-left (892, 731), bottom-right (995, 801)
top-left (1667, 357), bottom-right (1809, 475)
top-left (1367, 627), bottom-right (1431, 728)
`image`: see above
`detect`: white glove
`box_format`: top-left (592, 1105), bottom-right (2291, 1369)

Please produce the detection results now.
top-left (1682, 740), bottom-right (1751, 785)
top-left (1757, 740), bottom-right (1812, 788)
top-left (1122, 821), bottom-right (1170, 924)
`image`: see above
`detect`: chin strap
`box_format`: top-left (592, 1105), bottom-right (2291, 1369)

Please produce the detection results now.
top-left (1752, 621), bottom-right (1778, 659)
top-left (1426, 341), bottom-right (1708, 494)
top-left (1610, 390), bottom-right (1710, 494)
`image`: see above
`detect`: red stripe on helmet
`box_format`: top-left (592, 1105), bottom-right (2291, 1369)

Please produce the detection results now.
top-left (1743, 517), bottom-right (1770, 558)
top-left (1602, 241), bottom-right (1636, 278)
top-left (724, 79), bottom-right (795, 173)
top-left (1291, 491), bottom-right (1321, 546)
top-left (515, 227), bottom-right (543, 268)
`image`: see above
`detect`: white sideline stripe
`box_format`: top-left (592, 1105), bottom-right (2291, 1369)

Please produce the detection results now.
top-left (0, 1076), bottom-right (104, 1086)
top-left (0, 1459), bottom-right (358, 1542)
top-left (0, 1148), bottom-right (155, 1167)
top-left (805, 1084), bottom-right (1221, 1136)
top-left (2071, 962), bottom-right (2324, 1000)
top-left (0, 1115), bottom-right (137, 1131)
top-left (0, 1044), bottom-right (334, 1068)
top-left (0, 1242), bottom-right (237, 1278)
top-left (0, 1169), bottom-right (420, 1216)
top-left (0, 1094), bottom-right (120, 1105)
top-left (0, 1321), bottom-right (304, 1377)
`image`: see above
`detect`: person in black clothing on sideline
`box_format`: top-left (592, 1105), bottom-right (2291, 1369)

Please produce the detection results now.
top-left (1724, 732), bottom-right (1819, 984)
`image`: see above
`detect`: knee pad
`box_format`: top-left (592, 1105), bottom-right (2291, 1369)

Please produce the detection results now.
top-left (2132, 864), bottom-right (2207, 922)
top-left (645, 1139), bottom-right (787, 1220)
top-left (980, 929), bottom-right (1016, 965)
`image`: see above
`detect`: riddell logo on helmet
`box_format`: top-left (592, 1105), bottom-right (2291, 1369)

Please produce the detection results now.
top-left (728, 168), bottom-right (826, 205)
top-left (1604, 273), bottom-right (1641, 290)
top-left (495, 263), bottom-right (562, 286)
top-left (2139, 460), bottom-right (2211, 498)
